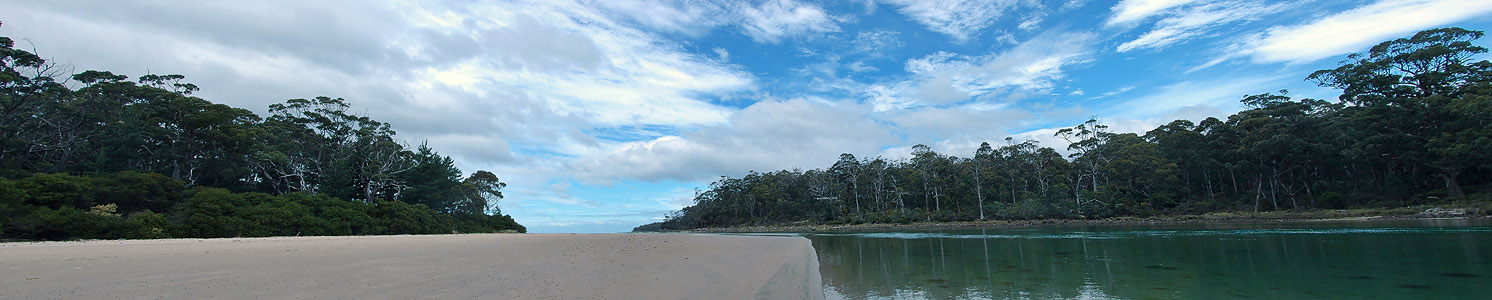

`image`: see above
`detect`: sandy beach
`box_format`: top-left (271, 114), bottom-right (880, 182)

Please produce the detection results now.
top-left (0, 234), bottom-right (823, 300)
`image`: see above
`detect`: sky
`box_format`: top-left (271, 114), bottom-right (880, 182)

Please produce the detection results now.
top-left (3, 0), bottom-right (1491, 233)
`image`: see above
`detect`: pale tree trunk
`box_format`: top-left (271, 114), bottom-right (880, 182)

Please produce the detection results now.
top-left (1254, 179), bottom-right (1263, 213)
top-left (973, 163), bottom-right (984, 220)
top-left (1442, 172), bottom-right (1466, 198)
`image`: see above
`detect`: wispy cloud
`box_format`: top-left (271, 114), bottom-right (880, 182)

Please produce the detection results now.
top-left (1106, 0), bottom-right (1198, 26)
top-left (902, 31), bottom-right (1096, 105)
top-left (1116, 0), bottom-right (1288, 52)
top-left (713, 47), bottom-right (730, 62)
top-left (1091, 86), bottom-right (1135, 99)
top-left (567, 98), bottom-right (891, 183)
top-left (881, 0), bottom-right (1021, 42)
top-left (736, 0), bottom-right (840, 43)
top-left (426, 1), bottom-right (757, 129)
top-left (852, 29), bottom-right (904, 54)
top-left (885, 104), bottom-right (1033, 144)
top-left (1221, 0), bottom-right (1492, 66)
top-left (589, 0), bottom-right (730, 37)
top-left (1109, 75), bottom-right (1286, 118)
top-left (591, 0), bottom-right (842, 44)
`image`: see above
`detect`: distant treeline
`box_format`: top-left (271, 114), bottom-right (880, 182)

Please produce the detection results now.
top-left (652, 28), bottom-right (1492, 230)
top-left (1, 26), bottom-right (522, 240)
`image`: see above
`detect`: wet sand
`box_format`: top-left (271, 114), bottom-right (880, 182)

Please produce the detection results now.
top-left (0, 234), bottom-right (823, 299)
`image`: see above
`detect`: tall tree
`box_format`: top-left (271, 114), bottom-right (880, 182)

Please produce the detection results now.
top-left (1308, 27), bottom-right (1491, 198)
top-left (459, 170), bottom-right (506, 215)
top-left (831, 153), bottom-right (862, 218)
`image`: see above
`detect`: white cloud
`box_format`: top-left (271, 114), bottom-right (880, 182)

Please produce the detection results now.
top-left (1236, 0), bottom-right (1492, 64)
top-left (901, 31), bottom-right (1095, 105)
top-left (864, 83), bottom-right (920, 112)
top-left (881, 0), bottom-right (1019, 42)
top-left (886, 105), bottom-right (1034, 144)
top-left (1018, 13), bottom-right (1045, 31)
top-left (1116, 0), bottom-right (1287, 52)
top-left (1108, 75), bottom-right (1286, 118)
top-left (713, 47), bottom-right (730, 62)
top-left (847, 61), bottom-right (879, 72)
top-left (1092, 86), bottom-right (1135, 99)
top-left (588, 0), bottom-right (730, 37)
top-left (425, 1), bottom-right (756, 128)
top-left (852, 29), bottom-right (904, 54)
top-left (567, 98), bottom-right (892, 183)
top-left (737, 0), bottom-right (841, 43)
top-left (1106, 0), bottom-right (1198, 26)
top-left (591, 0), bottom-right (841, 44)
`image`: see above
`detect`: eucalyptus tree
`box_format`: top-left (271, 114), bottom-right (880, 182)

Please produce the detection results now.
top-left (972, 142), bottom-right (994, 219)
top-left (1056, 119), bottom-right (1111, 194)
top-left (865, 157), bottom-right (890, 212)
top-left (1100, 133), bottom-right (1179, 213)
top-left (458, 170), bottom-right (507, 215)
top-left (910, 144), bottom-right (949, 219)
top-left (832, 153), bottom-right (863, 218)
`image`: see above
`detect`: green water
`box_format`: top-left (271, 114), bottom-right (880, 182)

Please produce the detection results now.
top-left (802, 219), bottom-right (1492, 300)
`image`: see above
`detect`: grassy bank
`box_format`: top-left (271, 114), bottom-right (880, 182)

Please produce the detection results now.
top-left (681, 202), bottom-right (1492, 233)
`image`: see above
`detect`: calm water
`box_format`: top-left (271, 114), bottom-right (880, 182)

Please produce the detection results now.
top-left (802, 219), bottom-right (1492, 300)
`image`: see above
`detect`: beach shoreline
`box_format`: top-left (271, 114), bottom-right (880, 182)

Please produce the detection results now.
top-left (0, 233), bottom-right (824, 300)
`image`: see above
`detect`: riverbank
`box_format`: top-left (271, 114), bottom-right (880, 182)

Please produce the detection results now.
top-left (685, 205), bottom-right (1491, 233)
top-left (0, 234), bottom-right (823, 300)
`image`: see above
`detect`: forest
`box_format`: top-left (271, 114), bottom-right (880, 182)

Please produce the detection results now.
top-left (651, 28), bottom-right (1492, 231)
top-left (0, 26), bottom-right (523, 241)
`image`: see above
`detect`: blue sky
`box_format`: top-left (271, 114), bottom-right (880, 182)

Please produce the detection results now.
top-left (3, 0), bottom-right (1491, 233)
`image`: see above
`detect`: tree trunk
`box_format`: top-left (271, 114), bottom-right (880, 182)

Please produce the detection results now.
top-left (851, 174), bottom-right (861, 218)
top-left (1230, 168), bottom-right (1240, 195)
top-left (974, 163), bottom-right (985, 220)
top-left (1253, 179), bottom-right (1263, 213)
top-left (922, 174), bottom-right (931, 221)
top-left (1441, 172), bottom-right (1466, 198)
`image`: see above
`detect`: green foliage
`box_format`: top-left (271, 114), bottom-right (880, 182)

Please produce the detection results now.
top-left (631, 222), bottom-right (664, 232)
top-left (123, 210), bottom-right (171, 239)
top-left (370, 200), bottom-right (442, 235)
top-left (175, 187), bottom-right (252, 237)
top-left (0, 172), bottom-right (525, 240)
top-left (1319, 192), bottom-right (1347, 209)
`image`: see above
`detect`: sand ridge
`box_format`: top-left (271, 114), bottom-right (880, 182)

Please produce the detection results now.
top-left (0, 233), bottom-right (824, 299)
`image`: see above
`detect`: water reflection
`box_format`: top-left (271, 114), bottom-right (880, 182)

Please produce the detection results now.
top-left (806, 220), bottom-right (1492, 300)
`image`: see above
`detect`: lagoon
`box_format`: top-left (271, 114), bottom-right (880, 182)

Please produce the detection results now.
top-left (803, 219), bottom-right (1492, 300)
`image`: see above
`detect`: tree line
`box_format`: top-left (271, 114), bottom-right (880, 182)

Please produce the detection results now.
top-left (1, 24), bottom-right (523, 240)
top-left (652, 28), bottom-right (1491, 230)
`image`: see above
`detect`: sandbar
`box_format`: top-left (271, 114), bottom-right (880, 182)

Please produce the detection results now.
top-left (0, 234), bottom-right (823, 299)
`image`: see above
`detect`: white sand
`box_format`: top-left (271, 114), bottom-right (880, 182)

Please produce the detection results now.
top-left (0, 234), bottom-right (823, 300)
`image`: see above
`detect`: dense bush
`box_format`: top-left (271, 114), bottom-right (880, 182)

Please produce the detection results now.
top-left (1, 172), bottom-right (524, 241)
